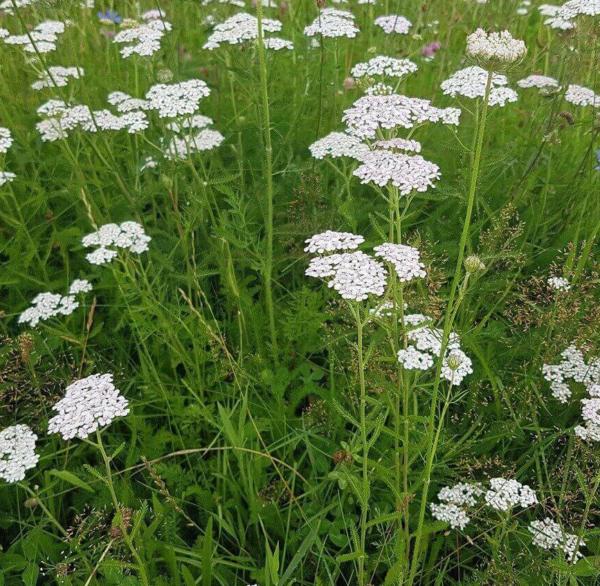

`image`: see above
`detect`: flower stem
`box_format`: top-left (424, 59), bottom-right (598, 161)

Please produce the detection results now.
top-left (255, 2), bottom-right (278, 362)
top-left (407, 70), bottom-right (493, 586)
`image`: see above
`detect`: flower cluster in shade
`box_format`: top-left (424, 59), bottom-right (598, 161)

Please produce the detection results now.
top-left (374, 15), bottom-right (412, 35)
top-left (0, 127), bottom-right (15, 187)
top-left (113, 10), bottom-right (172, 58)
top-left (82, 221), bottom-right (151, 265)
top-left (466, 28), bottom-right (526, 64)
top-left (0, 425), bottom-right (39, 483)
top-left (540, 0), bottom-right (600, 30)
top-left (48, 374), bottom-right (130, 440)
top-left (204, 12), bottom-right (292, 50)
top-left (430, 477), bottom-right (537, 530)
top-left (542, 345), bottom-right (600, 441)
top-left (304, 9), bottom-right (359, 39)
top-left (547, 276), bottom-right (570, 291)
top-left (2, 20), bottom-right (67, 54)
top-left (18, 279), bottom-right (92, 327)
top-left (441, 66), bottom-right (519, 107)
top-left (529, 518), bottom-right (585, 562)
top-left (397, 313), bottom-right (473, 385)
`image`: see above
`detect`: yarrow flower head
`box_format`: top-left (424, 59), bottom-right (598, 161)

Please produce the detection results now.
top-left (373, 138), bottom-right (422, 153)
top-left (203, 12), bottom-right (283, 49)
top-left (564, 84), bottom-right (600, 108)
top-left (430, 483), bottom-right (483, 529)
top-left (306, 251), bottom-right (387, 301)
top-left (350, 56), bottom-right (418, 80)
top-left (466, 28), bottom-right (526, 65)
top-left (3, 20), bottom-right (68, 54)
top-left (373, 243), bottom-right (426, 282)
top-left (308, 132), bottom-right (370, 160)
top-left (374, 15), bottom-right (412, 35)
top-left (164, 129), bottom-right (225, 160)
top-left (48, 374), bottom-right (130, 440)
top-left (113, 14), bottom-right (172, 58)
top-left (31, 66), bottom-right (84, 91)
top-left (0, 425), bottom-right (39, 483)
top-left (353, 150), bottom-right (441, 195)
top-left (304, 8), bottom-right (359, 39)
top-left (18, 279), bottom-right (92, 327)
top-left (0, 171), bottom-right (16, 186)
top-left (82, 221), bottom-right (151, 265)
top-left (517, 74), bottom-right (560, 91)
top-left (304, 231), bottom-right (365, 254)
top-left (547, 276), bottom-right (570, 291)
top-left (145, 79), bottom-right (211, 118)
top-left (441, 67), bottom-right (518, 107)
top-left (0, 127), bottom-right (13, 153)
top-left (541, 0), bottom-right (600, 30)
top-left (484, 477), bottom-right (538, 511)
top-left (342, 94), bottom-right (460, 140)
top-left (529, 518), bottom-right (585, 562)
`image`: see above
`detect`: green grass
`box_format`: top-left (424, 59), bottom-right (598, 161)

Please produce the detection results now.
top-left (1, 0), bottom-right (599, 584)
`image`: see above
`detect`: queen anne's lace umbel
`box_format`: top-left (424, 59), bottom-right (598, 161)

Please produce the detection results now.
top-left (0, 425), bottom-right (39, 483)
top-left (48, 374), bottom-right (130, 440)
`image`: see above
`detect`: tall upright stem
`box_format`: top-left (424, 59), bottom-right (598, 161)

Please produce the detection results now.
top-left (255, 2), bottom-right (278, 361)
top-left (353, 304), bottom-right (369, 586)
top-left (407, 70), bottom-right (493, 586)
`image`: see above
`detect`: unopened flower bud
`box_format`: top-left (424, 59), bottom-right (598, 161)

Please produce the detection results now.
top-left (464, 255), bottom-right (485, 273)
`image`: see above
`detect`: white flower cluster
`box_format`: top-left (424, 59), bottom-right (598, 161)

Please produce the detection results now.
top-left (353, 150), bottom-right (441, 194)
top-left (32, 66), bottom-right (84, 90)
top-left (374, 15), bottom-right (412, 35)
top-left (529, 518), bottom-right (585, 562)
top-left (203, 12), bottom-right (285, 49)
top-left (145, 79), bottom-right (211, 118)
top-left (541, 0), bottom-right (600, 30)
top-left (441, 66), bottom-right (519, 107)
top-left (430, 483), bottom-right (483, 529)
top-left (308, 132), bottom-right (370, 160)
top-left (0, 171), bottom-right (16, 186)
top-left (48, 374), bottom-right (130, 440)
top-left (564, 84), bottom-right (600, 108)
top-left (306, 251), bottom-right (387, 301)
top-left (373, 243), bottom-right (426, 282)
top-left (484, 477), bottom-right (538, 511)
top-left (108, 91), bottom-right (150, 113)
top-left (365, 82), bottom-right (394, 96)
top-left (517, 74), bottom-right (560, 90)
top-left (0, 0), bottom-right (40, 12)
top-left (304, 230), bottom-right (365, 254)
top-left (547, 276), bottom-right (570, 291)
top-left (0, 126), bottom-right (14, 153)
top-left (113, 12), bottom-right (172, 58)
top-left (82, 221), bottom-right (151, 265)
top-left (3, 20), bottom-right (67, 54)
top-left (165, 129), bottom-right (225, 160)
top-left (0, 425), bottom-right (39, 483)
top-left (542, 345), bottom-right (600, 441)
top-left (466, 28), bottom-right (527, 64)
top-left (373, 138), bottom-right (422, 153)
top-left (431, 477), bottom-right (536, 529)
top-left (263, 37), bottom-right (294, 50)
top-left (351, 56), bottom-right (418, 80)
top-left (304, 9), bottom-right (359, 39)
top-left (342, 94), bottom-right (460, 139)
top-left (397, 313), bottom-right (473, 384)
top-left (305, 232), bottom-right (388, 301)
top-left (18, 279), bottom-right (92, 327)
top-left (36, 99), bottom-right (148, 142)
